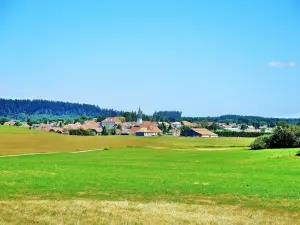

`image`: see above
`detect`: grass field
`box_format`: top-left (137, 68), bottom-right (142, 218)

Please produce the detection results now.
top-left (0, 126), bottom-right (299, 224)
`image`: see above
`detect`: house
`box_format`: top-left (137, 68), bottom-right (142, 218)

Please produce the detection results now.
top-left (181, 128), bottom-right (218, 137)
top-left (39, 123), bottom-right (52, 131)
top-left (121, 122), bottom-right (137, 130)
top-left (62, 123), bottom-right (81, 131)
top-left (142, 121), bottom-right (157, 127)
top-left (50, 128), bottom-right (68, 134)
top-left (130, 126), bottom-right (142, 134)
top-left (130, 123), bottom-right (162, 136)
top-left (101, 117), bottom-right (122, 129)
top-left (135, 126), bottom-right (162, 136)
top-left (83, 120), bottom-right (100, 129)
top-left (181, 121), bottom-right (192, 127)
top-left (3, 121), bottom-right (16, 126)
top-left (167, 128), bottom-right (180, 136)
top-left (171, 122), bottom-right (182, 129)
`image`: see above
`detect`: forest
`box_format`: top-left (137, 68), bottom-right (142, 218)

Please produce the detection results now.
top-left (0, 99), bottom-right (123, 120)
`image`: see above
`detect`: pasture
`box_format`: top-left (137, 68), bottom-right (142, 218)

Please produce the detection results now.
top-left (0, 126), bottom-right (299, 224)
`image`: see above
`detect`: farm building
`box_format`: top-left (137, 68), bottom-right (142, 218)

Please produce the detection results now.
top-left (181, 128), bottom-right (218, 137)
top-left (135, 126), bottom-right (162, 136)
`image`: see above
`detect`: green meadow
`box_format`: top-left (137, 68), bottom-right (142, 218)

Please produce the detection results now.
top-left (0, 126), bottom-right (299, 224)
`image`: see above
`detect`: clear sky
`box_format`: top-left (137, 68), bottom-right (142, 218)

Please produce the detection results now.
top-left (0, 0), bottom-right (299, 117)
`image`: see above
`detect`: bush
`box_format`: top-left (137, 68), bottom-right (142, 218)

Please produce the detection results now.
top-left (215, 130), bottom-right (266, 138)
top-left (69, 128), bottom-right (94, 136)
top-left (296, 150), bottom-right (300, 156)
top-left (250, 135), bottom-right (272, 150)
top-left (294, 137), bottom-right (300, 148)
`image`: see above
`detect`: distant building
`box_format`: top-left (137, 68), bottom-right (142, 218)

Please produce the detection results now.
top-left (101, 117), bottom-right (122, 129)
top-left (83, 120), bottom-right (100, 129)
top-left (137, 106), bottom-right (142, 124)
top-left (171, 122), bottom-right (182, 129)
top-left (167, 129), bottom-right (180, 136)
top-left (181, 121), bottom-right (192, 127)
top-left (181, 128), bottom-right (218, 137)
top-left (3, 121), bottom-right (16, 126)
top-left (39, 124), bottom-right (52, 131)
top-left (135, 126), bottom-right (162, 136)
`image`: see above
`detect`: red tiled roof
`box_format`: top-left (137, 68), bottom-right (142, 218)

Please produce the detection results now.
top-left (83, 120), bottom-right (100, 129)
top-left (130, 126), bottom-right (141, 133)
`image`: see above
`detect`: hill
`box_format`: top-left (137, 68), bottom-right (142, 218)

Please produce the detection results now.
top-left (0, 98), bottom-right (124, 119)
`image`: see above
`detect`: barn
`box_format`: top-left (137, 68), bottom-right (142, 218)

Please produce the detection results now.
top-left (181, 128), bottom-right (218, 137)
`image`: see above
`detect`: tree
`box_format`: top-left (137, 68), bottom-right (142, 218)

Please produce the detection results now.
top-left (158, 122), bottom-right (168, 134)
top-left (123, 112), bottom-right (133, 122)
top-left (208, 122), bottom-right (219, 131)
top-left (96, 115), bottom-right (107, 122)
top-left (64, 118), bottom-right (73, 125)
top-left (297, 118), bottom-right (300, 126)
top-left (116, 124), bottom-right (122, 130)
top-left (110, 127), bottom-right (116, 135)
top-left (101, 126), bottom-right (109, 136)
top-left (74, 118), bottom-right (84, 124)
top-left (14, 121), bottom-right (22, 127)
top-left (200, 120), bottom-right (209, 128)
top-left (167, 124), bottom-right (172, 132)
top-left (180, 126), bottom-right (191, 136)
top-left (0, 117), bottom-right (8, 125)
top-left (240, 124), bottom-right (248, 130)
top-left (252, 121), bottom-right (260, 129)
top-left (277, 121), bottom-right (289, 128)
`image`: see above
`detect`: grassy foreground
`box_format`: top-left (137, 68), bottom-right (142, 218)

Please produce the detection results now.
top-left (0, 126), bottom-right (299, 224)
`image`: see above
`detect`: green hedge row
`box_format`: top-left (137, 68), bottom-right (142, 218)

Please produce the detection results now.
top-left (69, 128), bottom-right (94, 136)
top-left (215, 131), bottom-right (267, 137)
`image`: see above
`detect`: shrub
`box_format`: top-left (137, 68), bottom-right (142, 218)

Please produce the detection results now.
top-left (215, 130), bottom-right (266, 138)
top-left (296, 150), bottom-right (300, 156)
top-left (69, 128), bottom-right (94, 136)
top-left (250, 135), bottom-right (272, 150)
top-left (294, 137), bottom-right (300, 148)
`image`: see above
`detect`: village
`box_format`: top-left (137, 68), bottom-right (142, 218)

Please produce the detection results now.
top-left (2, 107), bottom-right (273, 138)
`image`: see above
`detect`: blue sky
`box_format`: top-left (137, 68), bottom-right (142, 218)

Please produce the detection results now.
top-left (0, 0), bottom-right (299, 117)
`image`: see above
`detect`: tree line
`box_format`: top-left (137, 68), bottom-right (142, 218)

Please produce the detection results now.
top-left (0, 99), bottom-right (124, 119)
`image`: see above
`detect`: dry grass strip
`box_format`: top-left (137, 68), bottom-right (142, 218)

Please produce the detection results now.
top-left (0, 200), bottom-right (299, 225)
